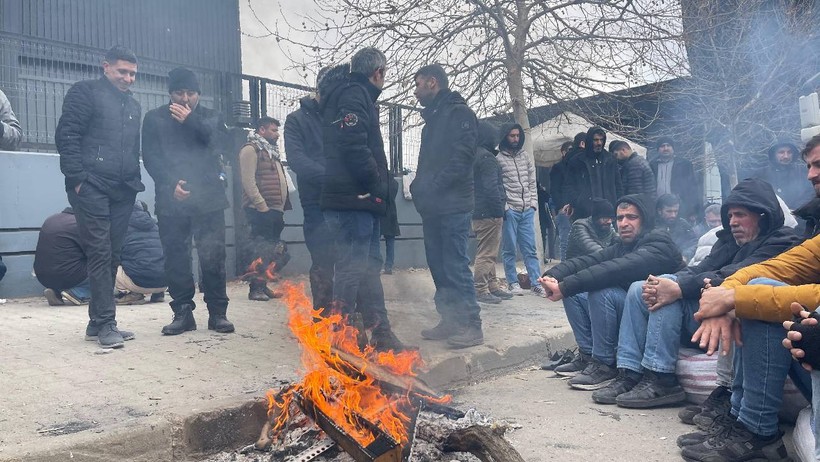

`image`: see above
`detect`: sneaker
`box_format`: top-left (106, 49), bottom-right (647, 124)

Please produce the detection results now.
top-left (554, 351), bottom-right (591, 377)
top-left (540, 349), bottom-right (575, 371)
top-left (116, 292), bottom-right (146, 305)
top-left (447, 325), bottom-right (484, 349)
top-left (568, 360), bottom-right (618, 390)
top-left (677, 413), bottom-right (735, 448)
top-left (149, 292), bottom-right (165, 303)
top-left (44, 288), bottom-right (65, 306)
top-left (421, 319), bottom-right (462, 341)
top-left (61, 290), bottom-right (89, 306)
top-left (476, 292), bottom-right (502, 304)
top-left (97, 323), bottom-right (125, 349)
top-left (85, 321), bottom-right (135, 341)
top-left (679, 405), bottom-right (703, 425)
top-left (591, 369), bottom-right (642, 404)
top-left (614, 371), bottom-right (686, 408)
top-left (692, 385), bottom-right (733, 430)
top-left (508, 282), bottom-right (525, 296)
top-left (490, 289), bottom-right (514, 300)
top-left (680, 421), bottom-right (788, 462)
top-left (531, 285), bottom-right (547, 298)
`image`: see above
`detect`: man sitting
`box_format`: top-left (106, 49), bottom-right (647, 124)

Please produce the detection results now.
top-left (539, 194), bottom-right (683, 389)
top-left (656, 193), bottom-right (698, 262)
top-left (565, 198), bottom-right (617, 260)
top-left (33, 208), bottom-right (90, 305)
top-left (115, 202), bottom-right (167, 305)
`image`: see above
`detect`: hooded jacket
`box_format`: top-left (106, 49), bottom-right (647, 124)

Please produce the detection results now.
top-left (33, 208), bottom-right (86, 291)
top-left (753, 142), bottom-right (814, 209)
top-left (473, 122), bottom-right (506, 219)
top-left (543, 194), bottom-right (683, 297)
top-left (674, 178), bottom-right (801, 299)
top-left (565, 217), bottom-right (617, 260)
top-left (319, 66), bottom-right (388, 214)
top-left (285, 96), bottom-right (324, 207)
top-left (121, 204), bottom-right (167, 289)
top-left (562, 127), bottom-right (623, 219)
top-left (496, 123), bottom-right (538, 211)
top-left (410, 89), bottom-right (478, 216)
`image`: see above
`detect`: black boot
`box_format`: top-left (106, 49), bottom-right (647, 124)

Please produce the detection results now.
top-left (370, 328), bottom-right (416, 353)
top-left (161, 304), bottom-right (197, 335)
top-left (208, 308), bottom-right (235, 333)
top-left (420, 318), bottom-right (462, 340)
top-left (248, 281), bottom-right (270, 301)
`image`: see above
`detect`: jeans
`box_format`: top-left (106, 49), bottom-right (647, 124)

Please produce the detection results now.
top-left (501, 208), bottom-right (541, 287)
top-left (67, 183), bottom-right (135, 326)
top-left (556, 211), bottom-right (571, 261)
top-left (383, 236), bottom-right (395, 271)
top-left (323, 209), bottom-right (390, 332)
top-left (617, 275), bottom-right (700, 374)
top-left (563, 287), bottom-right (627, 365)
top-left (303, 205), bottom-right (334, 313)
top-left (157, 210), bottom-right (229, 315)
top-left (64, 278), bottom-right (91, 300)
top-left (421, 212), bottom-right (481, 326)
top-left (731, 277), bottom-right (812, 436)
top-left (716, 345), bottom-right (735, 388)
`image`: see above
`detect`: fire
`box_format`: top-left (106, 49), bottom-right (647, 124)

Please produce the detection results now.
top-left (243, 257), bottom-right (279, 282)
top-left (267, 281), bottom-right (449, 446)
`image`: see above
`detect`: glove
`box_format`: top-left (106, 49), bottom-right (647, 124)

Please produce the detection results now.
top-left (789, 311), bottom-right (820, 370)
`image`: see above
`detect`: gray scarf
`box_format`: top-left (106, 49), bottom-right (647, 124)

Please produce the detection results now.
top-left (247, 130), bottom-right (279, 160)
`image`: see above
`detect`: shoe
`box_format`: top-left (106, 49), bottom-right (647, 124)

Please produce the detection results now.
top-left (97, 323), bottom-right (125, 349)
top-left (61, 290), bottom-right (89, 306)
top-left (680, 420), bottom-right (788, 462)
top-left (591, 369), bottom-right (642, 404)
top-left (447, 325), bottom-right (484, 349)
top-left (677, 413), bottom-right (735, 448)
top-left (554, 351), bottom-right (591, 377)
top-left (263, 286), bottom-right (283, 299)
top-left (370, 329), bottom-right (416, 353)
top-left (692, 386), bottom-right (733, 430)
top-left (421, 319), bottom-right (462, 341)
top-left (531, 285), bottom-right (547, 298)
top-left (490, 289), bottom-right (513, 300)
top-left (149, 292), bottom-right (165, 303)
top-left (615, 371), bottom-right (686, 408)
top-left (85, 321), bottom-right (135, 341)
top-left (383, 268), bottom-right (393, 275)
top-left (679, 405), bottom-right (703, 425)
top-left (541, 349), bottom-right (575, 371)
top-left (161, 305), bottom-right (197, 335)
top-left (507, 282), bottom-right (525, 296)
top-left (208, 314), bottom-right (235, 333)
top-left (116, 292), bottom-right (146, 305)
top-left (248, 286), bottom-right (270, 301)
top-left (44, 288), bottom-right (65, 306)
top-left (568, 360), bottom-right (618, 390)
top-left (476, 292), bottom-right (502, 304)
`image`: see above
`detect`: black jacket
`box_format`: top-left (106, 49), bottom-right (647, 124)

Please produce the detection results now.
top-left (650, 155), bottom-right (699, 217)
top-left (619, 152), bottom-right (656, 199)
top-left (121, 204), bottom-right (167, 289)
top-left (411, 89), bottom-right (478, 217)
top-left (473, 122), bottom-right (505, 219)
top-left (563, 127), bottom-right (623, 219)
top-left (319, 68), bottom-right (388, 214)
top-left (676, 178), bottom-right (801, 298)
top-left (752, 143), bottom-right (814, 210)
top-left (544, 194), bottom-right (682, 297)
top-left (284, 96), bottom-right (324, 207)
top-left (381, 177), bottom-right (401, 237)
top-left (659, 217), bottom-right (698, 261)
top-left (142, 102), bottom-right (229, 217)
top-left (795, 198), bottom-right (820, 238)
top-left (55, 76), bottom-right (144, 195)
top-left (33, 208), bottom-right (86, 291)
top-left (566, 217), bottom-right (617, 260)
top-left (550, 157), bottom-right (568, 209)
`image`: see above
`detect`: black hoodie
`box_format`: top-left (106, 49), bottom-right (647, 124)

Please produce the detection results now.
top-left (285, 95), bottom-right (324, 207)
top-left (752, 142), bottom-right (814, 209)
top-left (473, 122), bottom-right (505, 218)
top-left (562, 126), bottom-right (623, 219)
top-left (410, 89), bottom-right (478, 216)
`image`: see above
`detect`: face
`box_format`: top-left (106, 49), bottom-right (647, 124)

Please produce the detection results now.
top-left (775, 147), bottom-right (794, 165)
top-left (658, 142), bottom-right (674, 158)
top-left (705, 212), bottom-right (722, 229)
top-left (616, 204), bottom-right (643, 243)
top-left (506, 129), bottom-right (521, 148)
top-left (592, 134), bottom-right (604, 153)
top-left (258, 123), bottom-right (280, 143)
top-left (806, 145), bottom-right (820, 197)
top-left (170, 89), bottom-right (199, 110)
top-left (595, 217), bottom-right (613, 232)
top-left (659, 204), bottom-right (679, 225)
top-left (413, 75), bottom-right (438, 106)
top-left (103, 59), bottom-right (137, 92)
top-left (727, 206), bottom-right (761, 245)
top-left (615, 146), bottom-right (631, 160)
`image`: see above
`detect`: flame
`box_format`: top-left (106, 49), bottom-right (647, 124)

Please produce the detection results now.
top-left (242, 258), bottom-right (279, 282)
top-left (267, 281), bottom-right (448, 446)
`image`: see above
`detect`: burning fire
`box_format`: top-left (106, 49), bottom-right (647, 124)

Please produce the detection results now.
top-left (244, 257), bottom-right (278, 281)
top-left (267, 282), bottom-right (449, 446)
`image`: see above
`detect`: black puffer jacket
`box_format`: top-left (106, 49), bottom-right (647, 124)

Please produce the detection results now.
top-left (562, 127), bottom-right (623, 219)
top-left (676, 178), bottom-right (801, 298)
top-left (142, 103), bottom-right (229, 216)
top-left (752, 142), bottom-right (814, 209)
top-left (121, 204), bottom-right (167, 289)
top-left (319, 67), bottom-right (388, 215)
top-left (566, 217), bottom-right (617, 260)
top-left (618, 152), bottom-right (656, 198)
top-left (55, 76), bottom-right (144, 195)
top-left (794, 198), bottom-right (820, 238)
top-left (33, 208), bottom-right (86, 291)
top-left (473, 122), bottom-right (505, 219)
top-left (285, 96), bottom-right (324, 207)
top-left (411, 89), bottom-right (478, 217)
top-left (544, 194), bottom-right (682, 297)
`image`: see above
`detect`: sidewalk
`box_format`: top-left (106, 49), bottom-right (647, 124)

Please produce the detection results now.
top-left (0, 268), bottom-right (572, 461)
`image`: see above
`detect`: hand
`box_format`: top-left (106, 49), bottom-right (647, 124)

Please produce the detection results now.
top-left (174, 180), bottom-right (191, 201)
top-left (642, 275), bottom-right (682, 311)
top-left (170, 103), bottom-right (192, 123)
top-left (74, 182), bottom-right (82, 194)
top-left (537, 276), bottom-right (562, 301)
top-left (783, 302), bottom-right (818, 371)
top-left (257, 204), bottom-right (270, 213)
top-left (561, 204), bottom-right (573, 216)
top-left (694, 286), bottom-right (736, 321)
top-left (692, 313), bottom-right (741, 356)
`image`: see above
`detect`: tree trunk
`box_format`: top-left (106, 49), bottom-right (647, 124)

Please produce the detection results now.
top-left (442, 425), bottom-right (527, 462)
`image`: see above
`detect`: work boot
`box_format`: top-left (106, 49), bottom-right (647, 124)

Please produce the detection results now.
top-left (162, 304), bottom-right (197, 335)
top-left (615, 370), bottom-right (686, 408)
top-left (248, 285), bottom-right (270, 301)
top-left (370, 329), bottom-right (416, 353)
top-left (447, 325), bottom-right (484, 349)
top-left (421, 318), bottom-right (462, 341)
top-left (554, 351), bottom-right (591, 377)
top-left (116, 292), bottom-right (146, 305)
top-left (592, 369), bottom-right (642, 404)
top-left (149, 292), bottom-right (165, 303)
top-left (680, 421), bottom-right (788, 462)
top-left (97, 322), bottom-right (125, 349)
top-left (85, 320), bottom-right (134, 341)
top-left (208, 310), bottom-right (235, 333)
top-left (692, 385), bottom-right (733, 430)
top-left (44, 288), bottom-right (64, 306)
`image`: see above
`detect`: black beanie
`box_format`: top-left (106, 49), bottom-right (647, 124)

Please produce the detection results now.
top-left (591, 198), bottom-right (614, 220)
top-left (168, 67), bottom-right (200, 93)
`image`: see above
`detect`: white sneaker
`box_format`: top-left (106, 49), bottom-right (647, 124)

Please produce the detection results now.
top-left (531, 285), bottom-right (547, 298)
top-left (508, 282), bottom-right (525, 295)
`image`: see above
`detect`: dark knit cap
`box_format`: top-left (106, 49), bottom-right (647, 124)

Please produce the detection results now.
top-left (590, 198), bottom-right (614, 220)
top-left (168, 67), bottom-right (200, 93)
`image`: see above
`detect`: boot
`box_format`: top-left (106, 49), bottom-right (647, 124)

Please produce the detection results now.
top-left (248, 282), bottom-right (270, 301)
top-left (263, 286), bottom-right (283, 299)
top-left (97, 322), bottom-right (125, 349)
top-left (208, 308), bottom-right (235, 333)
top-left (161, 304), bottom-right (197, 335)
top-left (446, 324), bottom-right (484, 349)
top-left (370, 328), bottom-right (417, 353)
top-left (420, 318), bottom-right (462, 340)
top-left (348, 313), bottom-right (369, 351)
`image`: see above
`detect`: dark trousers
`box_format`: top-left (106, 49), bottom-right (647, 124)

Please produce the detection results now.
top-left (422, 212), bottom-right (481, 326)
top-left (323, 209), bottom-right (390, 332)
top-left (537, 191), bottom-right (556, 259)
top-left (67, 183), bottom-right (135, 326)
top-left (303, 205), bottom-right (334, 313)
top-left (244, 208), bottom-right (285, 289)
top-left (157, 210), bottom-right (229, 315)
top-left (383, 236), bottom-right (395, 271)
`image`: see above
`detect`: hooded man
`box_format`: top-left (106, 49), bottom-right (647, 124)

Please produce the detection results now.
top-left (753, 141), bottom-right (814, 210)
top-left (562, 126), bottom-right (623, 220)
top-left (552, 134), bottom-right (585, 260)
top-left (649, 136), bottom-right (699, 218)
top-left (495, 123), bottom-right (544, 297)
top-left (591, 178), bottom-right (800, 411)
top-left (539, 194), bottom-right (683, 390)
top-left (565, 198), bottom-right (617, 260)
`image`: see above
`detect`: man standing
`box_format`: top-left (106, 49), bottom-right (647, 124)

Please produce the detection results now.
top-left (239, 117), bottom-right (291, 301)
top-left (410, 63), bottom-right (483, 348)
top-left (319, 49), bottom-right (407, 352)
top-left (753, 141), bottom-right (814, 210)
top-left (142, 67), bottom-right (233, 335)
top-left (551, 139), bottom-right (578, 260)
top-left (650, 137), bottom-right (699, 218)
top-left (563, 126), bottom-right (623, 220)
top-left (0, 88), bottom-right (22, 150)
top-left (497, 124), bottom-right (544, 297)
top-left (55, 45), bottom-right (143, 348)
top-left (611, 140), bottom-right (655, 200)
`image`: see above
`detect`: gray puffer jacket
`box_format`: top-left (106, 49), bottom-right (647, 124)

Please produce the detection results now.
top-left (497, 123), bottom-right (537, 212)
